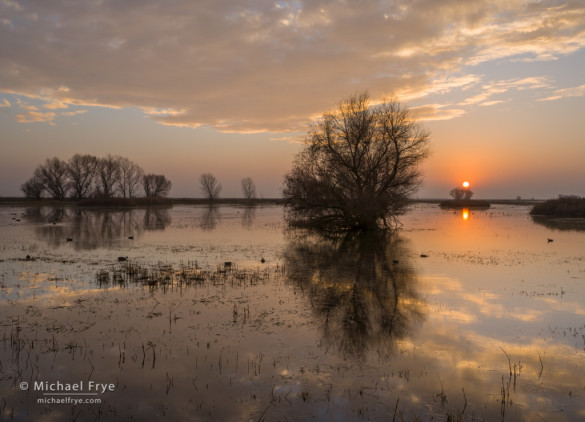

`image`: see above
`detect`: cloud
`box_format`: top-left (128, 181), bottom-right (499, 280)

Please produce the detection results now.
top-left (412, 104), bottom-right (466, 121)
top-left (60, 110), bottom-right (87, 117)
top-left (15, 111), bottom-right (56, 123)
top-left (538, 83), bottom-right (585, 101)
top-left (269, 135), bottom-right (305, 144)
top-left (1, 0), bottom-right (584, 132)
top-left (0, 98), bottom-right (10, 107)
top-left (43, 100), bottom-right (69, 110)
top-left (458, 76), bottom-right (552, 106)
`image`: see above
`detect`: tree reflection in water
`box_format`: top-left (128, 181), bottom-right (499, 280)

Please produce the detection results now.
top-left (25, 207), bottom-right (171, 250)
top-left (200, 205), bottom-right (220, 230)
top-left (283, 229), bottom-right (425, 360)
top-left (241, 205), bottom-right (256, 228)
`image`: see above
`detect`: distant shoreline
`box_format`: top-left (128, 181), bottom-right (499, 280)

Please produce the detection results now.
top-left (0, 197), bottom-right (285, 207)
top-left (0, 197), bottom-right (542, 207)
top-left (438, 199), bottom-right (491, 209)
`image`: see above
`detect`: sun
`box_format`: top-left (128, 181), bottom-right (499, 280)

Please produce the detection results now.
top-left (462, 181), bottom-right (470, 188)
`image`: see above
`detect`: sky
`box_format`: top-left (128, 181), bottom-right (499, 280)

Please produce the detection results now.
top-left (1, 0), bottom-right (585, 199)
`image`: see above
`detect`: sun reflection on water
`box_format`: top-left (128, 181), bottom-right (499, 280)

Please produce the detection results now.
top-left (462, 208), bottom-right (469, 221)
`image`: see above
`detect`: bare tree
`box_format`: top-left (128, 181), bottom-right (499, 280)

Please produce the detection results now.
top-left (283, 92), bottom-right (430, 231)
top-left (143, 174), bottom-right (172, 197)
top-left (199, 173), bottom-right (222, 200)
top-left (37, 157), bottom-right (70, 200)
top-left (117, 157), bottom-right (144, 198)
top-left (450, 187), bottom-right (473, 201)
top-left (67, 154), bottom-right (98, 199)
top-left (95, 155), bottom-right (120, 198)
top-left (21, 172), bottom-right (45, 199)
top-left (241, 177), bottom-right (256, 201)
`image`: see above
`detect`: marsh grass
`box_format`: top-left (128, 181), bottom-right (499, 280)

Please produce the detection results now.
top-left (95, 260), bottom-right (274, 289)
top-left (530, 197), bottom-right (585, 217)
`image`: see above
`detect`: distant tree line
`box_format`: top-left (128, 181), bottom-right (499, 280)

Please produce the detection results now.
top-left (21, 154), bottom-right (172, 200)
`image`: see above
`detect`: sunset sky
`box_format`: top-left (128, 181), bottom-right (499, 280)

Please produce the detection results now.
top-left (1, 0), bottom-right (584, 199)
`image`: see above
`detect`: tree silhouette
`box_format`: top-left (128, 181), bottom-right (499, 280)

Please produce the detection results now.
top-left (200, 173), bottom-right (222, 200)
top-left (283, 92), bottom-right (429, 231)
top-left (117, 157), bottom-right (144, 198)
top-left (21, 173), bottom-right (45, 199)
top-left (37, 157), bottom-right (69, 200)
top-left (95, 155), bottom-right (120, 198)
top-left (450, 187), bottom-right (473, 201)
top-left (21, 154), bottom-right (173, 200)
top-left (241, 177), bottom-right (256, 201)
top-left (143, 174), bottom-right (172, 197)
top-left (67, 154), bottom-right (98, 199)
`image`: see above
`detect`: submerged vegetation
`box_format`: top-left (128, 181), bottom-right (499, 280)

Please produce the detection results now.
top-left (95, 260), bottom-right (274, 289)
top-left (530, 197), bottom-right (585, 217)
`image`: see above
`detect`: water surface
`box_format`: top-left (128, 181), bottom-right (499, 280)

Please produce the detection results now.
top-left (1, 204), bottom-right (584, 421)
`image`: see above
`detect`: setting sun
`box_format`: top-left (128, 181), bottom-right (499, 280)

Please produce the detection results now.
top-left (462, 181), bottom-right (470, 188)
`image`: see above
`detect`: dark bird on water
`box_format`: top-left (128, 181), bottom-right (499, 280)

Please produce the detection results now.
top-left (118, 257), bottom-right (128, 262)
top-left (420, 254), bottom-right (429, 258)
top-left (66, 237), bottom-right (73, 242)
top-left (547, 238), bottom-right (553, 243)
top-left (128, 236), bottom-right (134, 240)
top-left (392, 259), bottom-right (399, 265)
top-left (261, 258), bottom-right (265, 263)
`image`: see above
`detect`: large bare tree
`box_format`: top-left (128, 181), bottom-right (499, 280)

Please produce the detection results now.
top-left (21, 172), bottom-right (45, 199)
top-left (37, 157), bottom-right (70, 200)
top-left (67, 154), bottom-right (98, 199)
top-left (117, 157), bottom-right (144, 198)
top-left (283, 92), bottom-right (430, 231)
top-left (95, 155), bottom-right (120, 198)
top-left (143, 174), bottom-right (172, 197)
top-left (199, 173), bottom-right (222, 200)
top-left (241, 177), bottom-right (256, 201)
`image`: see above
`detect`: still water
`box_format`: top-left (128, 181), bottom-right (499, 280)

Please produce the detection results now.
top-left (1, 204), bottom-right (584, 421)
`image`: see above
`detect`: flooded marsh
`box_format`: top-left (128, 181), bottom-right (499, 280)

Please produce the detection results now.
top-left (1, 204), bottom-right (584, 421)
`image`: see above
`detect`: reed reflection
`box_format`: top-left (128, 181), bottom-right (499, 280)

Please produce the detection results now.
top-left (531, 215), bottom-right (585, 232)
top-left (26, 207), bottom-right (171, 249)
top-left (283, 229), bottom-right (425, 360)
